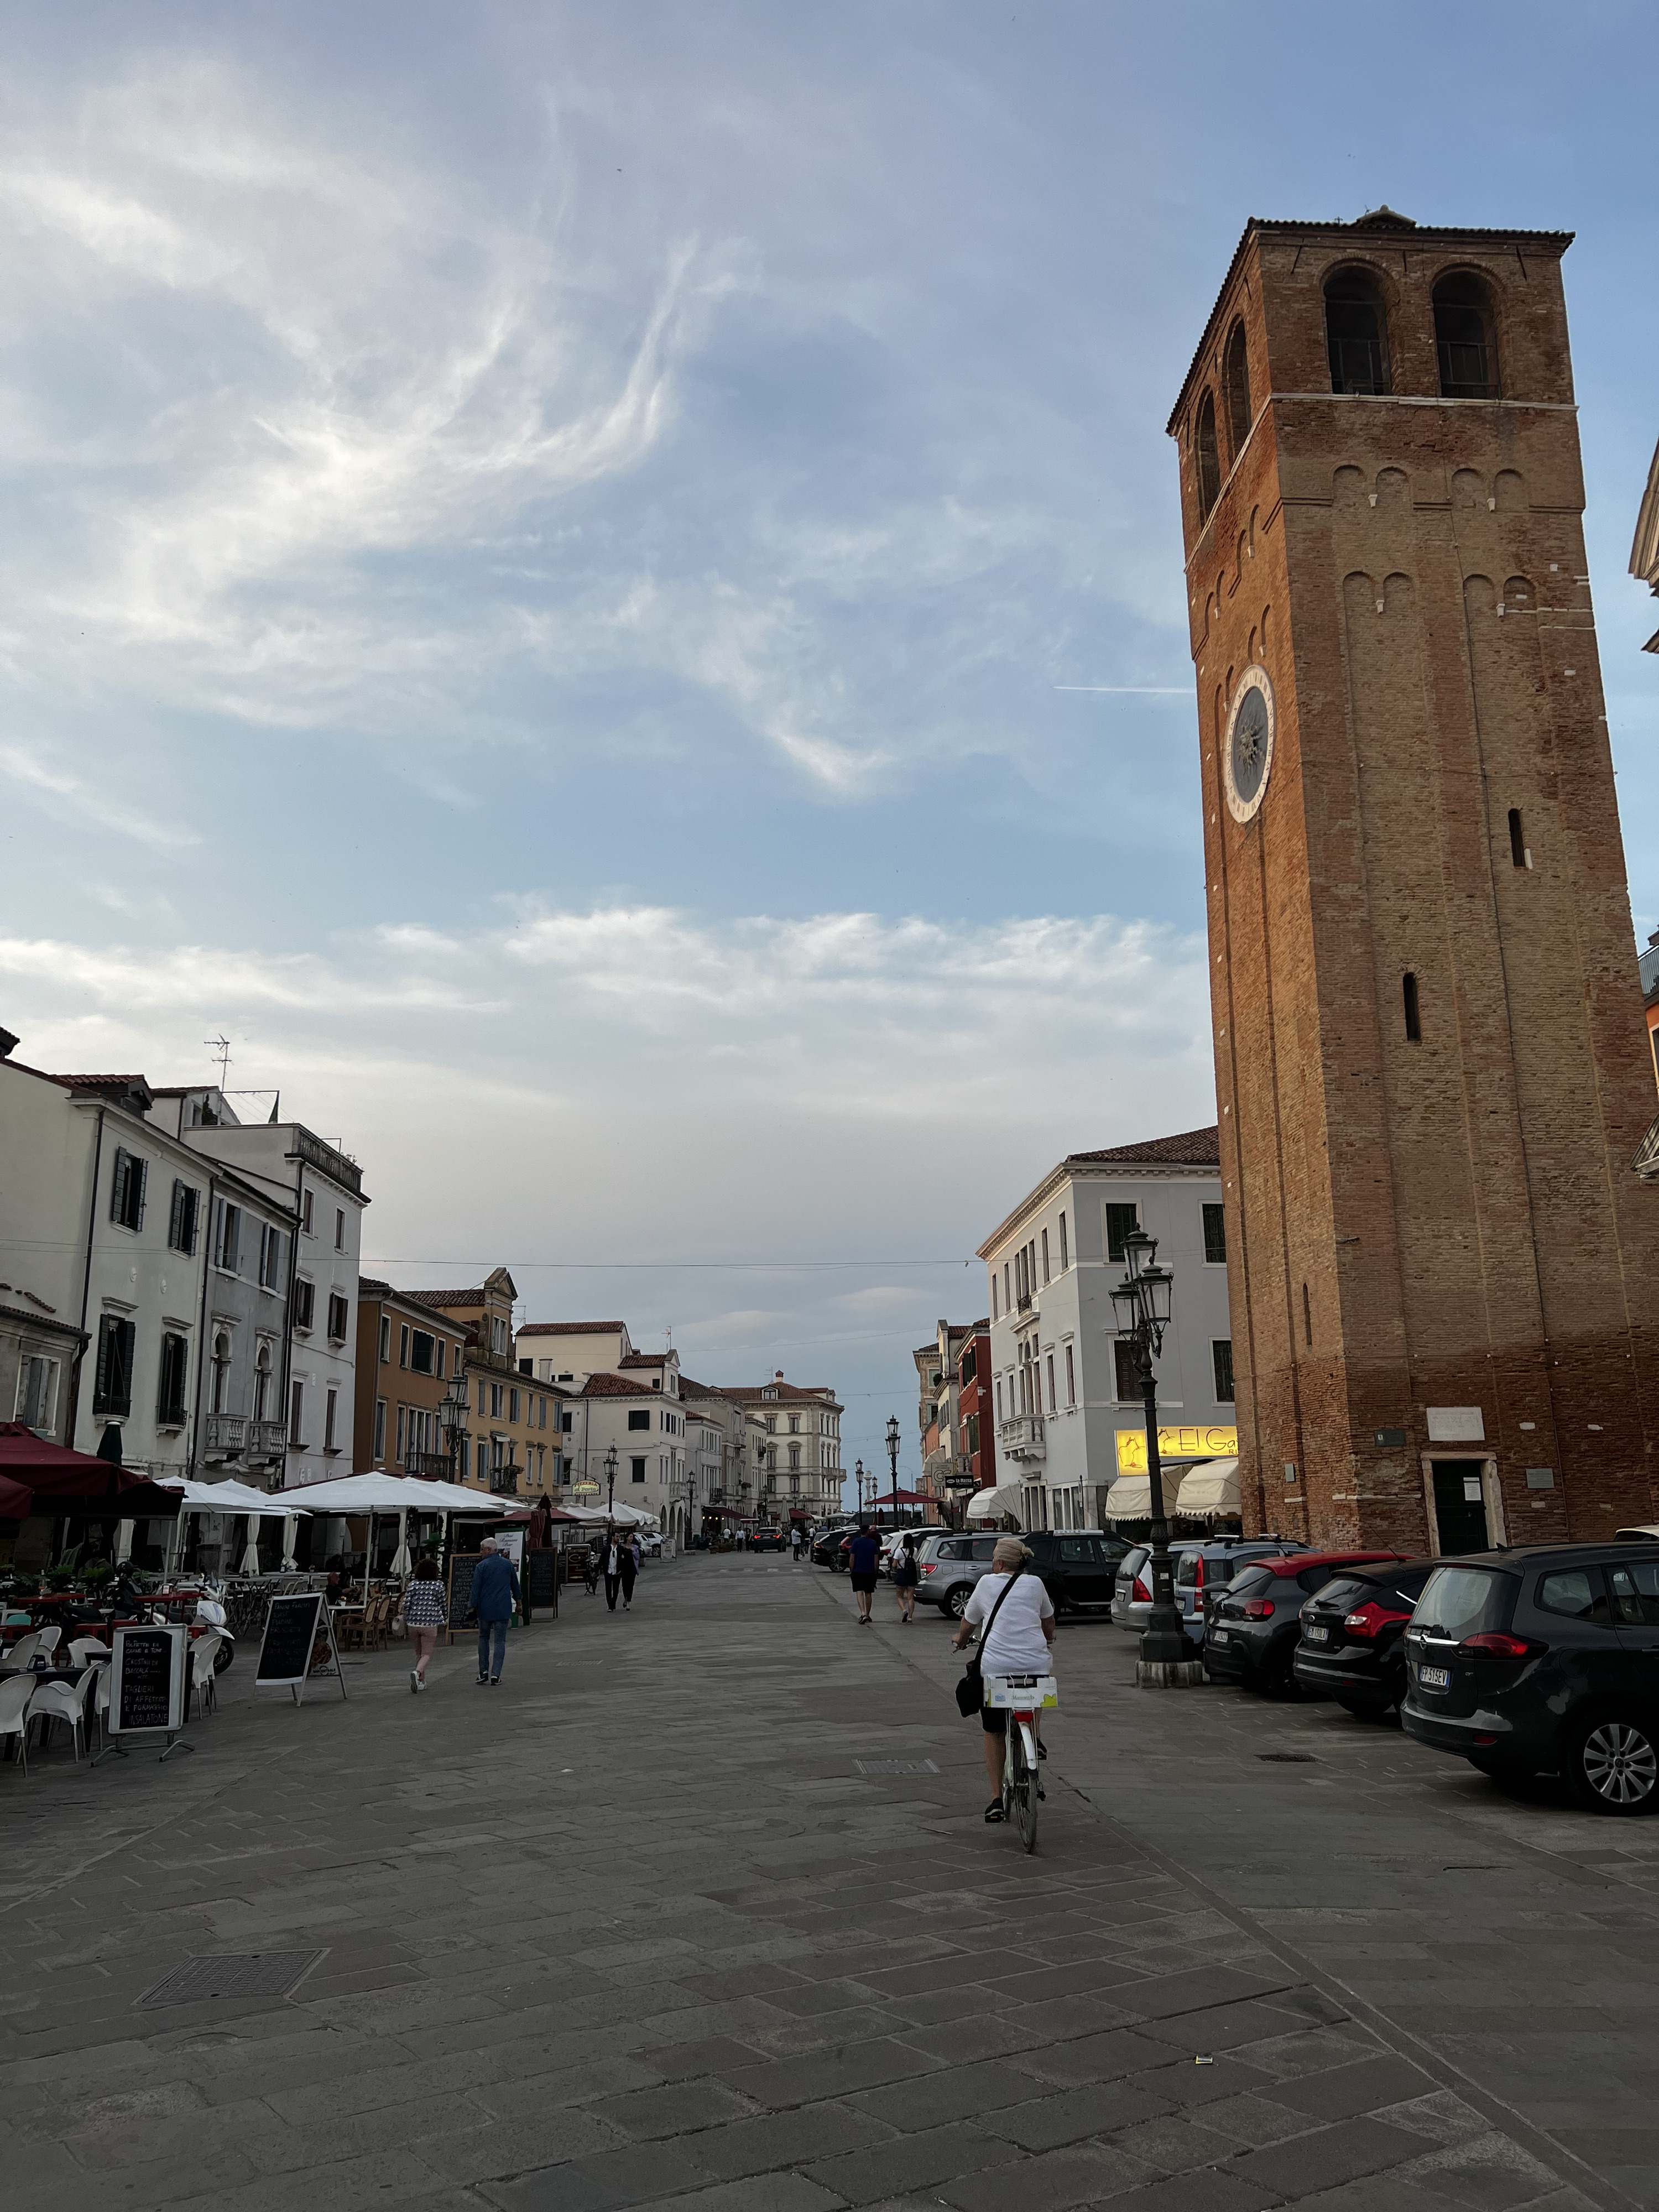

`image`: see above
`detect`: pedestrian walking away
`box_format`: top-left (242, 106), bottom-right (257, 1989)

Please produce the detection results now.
top-left (847, 1523), bottom-right (881, 1623)
top-left (891, 1531), bottom-right (920, 1621)
top-left (399, 1554), bottom-right (447, 1691)
top-left (603, 1530), bottom-right (623, 1611)
top-left (468, 1536), bottom-right (521, 1683)
top-left (952, 1536), bottom-right (1055, 1822)
top-left (620, 1534), bottom-right (639, 1611)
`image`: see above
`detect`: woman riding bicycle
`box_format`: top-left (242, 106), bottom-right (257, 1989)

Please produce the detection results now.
top-left (952, 1535), bottom-right (1055, 1824)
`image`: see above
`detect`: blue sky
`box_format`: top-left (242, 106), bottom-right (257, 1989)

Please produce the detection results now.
top-left (2, 2), bottom-right (1656, 1492)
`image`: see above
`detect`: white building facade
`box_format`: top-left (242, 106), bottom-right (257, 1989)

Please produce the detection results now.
top-left (976, 1128), bottom-right (1234, 1531)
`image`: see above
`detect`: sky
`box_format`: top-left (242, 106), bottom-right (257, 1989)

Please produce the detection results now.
top-left (2, 1), bottom-right (1656, 1500)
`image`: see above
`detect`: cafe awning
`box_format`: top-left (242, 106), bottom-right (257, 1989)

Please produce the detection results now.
top-left (0, 1424), bottom-right (182, 1516)
top-left (1175, 1458), bottom-right (1240, 1518)
top-left (1103, 1475), bottom-right (1151, 1522)
top-left (966, 1484), bottom-right (1025, 1525)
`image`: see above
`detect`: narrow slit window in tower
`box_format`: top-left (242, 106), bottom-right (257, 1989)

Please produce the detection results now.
top-left (1404, 972), bottom-right (1422, 1042)
top-left (1224, 321), bottom-right (1251, 458)
top-left (1508, 808), bottom-right (1526, 868)
top-left (1195, 391), bottom-right (1220, 521)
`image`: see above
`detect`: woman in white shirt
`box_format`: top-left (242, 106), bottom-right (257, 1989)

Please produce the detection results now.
top-left (953, 1536), bottom-right (1054, 1823)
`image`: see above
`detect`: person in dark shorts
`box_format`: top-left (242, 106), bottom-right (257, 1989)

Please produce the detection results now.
top-left (846, 1524), bottom-right (881, 1623)
top-left (891, 1532), bottom-right (921, 1622)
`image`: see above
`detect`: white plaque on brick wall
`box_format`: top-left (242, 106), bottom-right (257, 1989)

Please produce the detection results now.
top-left (1426, 1406), bottom-right (1484, 1442)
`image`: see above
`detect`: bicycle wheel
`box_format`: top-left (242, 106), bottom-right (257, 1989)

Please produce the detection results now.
top-left (1013, 1724), bottom-right (1040, 1853)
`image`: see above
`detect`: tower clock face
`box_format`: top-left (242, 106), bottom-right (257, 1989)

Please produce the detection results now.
top-left (1223, 665), bottom-right (1276, 824)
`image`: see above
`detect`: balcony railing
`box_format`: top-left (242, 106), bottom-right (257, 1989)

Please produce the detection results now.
top-left (204, 1414), bottom-right (287, 1461)
top-left (489, 1468), bottom-right (519, 1496)
top-left (999, 1415), bottom-right (1046, 1461)
top-left (404, 1450), bottom-right (452, 1479)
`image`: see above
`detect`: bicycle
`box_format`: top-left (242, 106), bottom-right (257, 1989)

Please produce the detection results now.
top-left (985, 1672), bottom-right (1056, 1853)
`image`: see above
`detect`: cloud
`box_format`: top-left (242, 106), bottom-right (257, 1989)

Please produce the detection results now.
top-left (0, 743), bottom-right (199, 851)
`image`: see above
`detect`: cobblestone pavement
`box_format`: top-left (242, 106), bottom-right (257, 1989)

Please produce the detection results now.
top-left (3, 1554), bottom-right (1656, 2212)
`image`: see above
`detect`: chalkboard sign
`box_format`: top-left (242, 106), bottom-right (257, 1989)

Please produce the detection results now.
top-left (446, 1553), bottom-right (481, 1644)
top-left (524, 1547), bottom-right (559, 1620)
top-left (111, 1625), bottom-right (186, 1736)
top-left (256, 1593), bottom-right (347, 1705)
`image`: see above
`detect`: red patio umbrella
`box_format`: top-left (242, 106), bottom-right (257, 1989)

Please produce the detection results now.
top-left (0, 1472), bottom-right (34, 1520)
top-left (0, 1425), bottom-right (182, 1517)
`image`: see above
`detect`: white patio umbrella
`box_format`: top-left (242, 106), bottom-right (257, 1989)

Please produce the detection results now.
top-left (280, 1512), bottom-right (301, 1571)
top-left (238, 1517), bottom-right (263, 1575)
top-left (389, 1509), bottom-right (413, 1577)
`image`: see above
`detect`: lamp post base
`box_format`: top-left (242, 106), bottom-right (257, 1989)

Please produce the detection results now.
top-left (1135, 1657), bottom-right (1205, 1689)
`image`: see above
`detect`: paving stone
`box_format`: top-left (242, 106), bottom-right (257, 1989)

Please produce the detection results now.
top-left (938, 2140), bottom-right (1157, 2210)
top-left (646, 2180), bottom-right (848, 2212)
top-left (1268, 2052), bottom-right (1439, 2123)
top-left (584, 2080), bottom-right (760, 2141)
top-left (689, 2099), bottom-right (896, 2180)
top-left (1230, 2113), bottom-right (1434, 2195)
top-left (805, 2120), bottom-right (1021, 2205)
top-left (723, 2038), bottom-right (942, 2111)
top-left (978, 2078), bottom-right (1176, 2151)
top-left (850, 2057), bottom-right (1052, 2130)
top-left (481, 2135), bottom-right (713, 2208)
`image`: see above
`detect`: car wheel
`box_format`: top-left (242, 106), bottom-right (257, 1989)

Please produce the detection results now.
top-left (1261, 1645), bottom-right (1301, 1699)
top-left (946, 1585), bottom-right (971, 1620)
top-left (1564, 1712), bottom-right (1659, 1816)
top-left (1334, 1692), bottom-right (1390, 1722)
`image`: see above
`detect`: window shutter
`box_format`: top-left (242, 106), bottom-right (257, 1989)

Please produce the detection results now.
top-left (93, 1318), bottom-right (111, 1410)
top-left (133, 1157), bottom-right (148, 1232)
top-left (110, 1149), bottom-right (130, 1225)
top-left (169, 1180), bottom-right (185, 1250)
top-left (113, 1318), bottom-right (135, 1415)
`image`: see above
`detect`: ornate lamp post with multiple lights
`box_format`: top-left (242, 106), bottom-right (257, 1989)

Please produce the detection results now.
top-left (885, 1415), bottom-right (901, 1522)
top-left (1110, 1228), bottom-right (1202, 1687)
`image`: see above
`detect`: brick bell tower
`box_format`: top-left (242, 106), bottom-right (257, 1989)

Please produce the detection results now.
top-left (1168, 208), bottom-right (1659, 1555)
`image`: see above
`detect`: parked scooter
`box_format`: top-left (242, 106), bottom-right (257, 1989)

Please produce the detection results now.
top-left (194, 1586), bottom-right (237, 1673)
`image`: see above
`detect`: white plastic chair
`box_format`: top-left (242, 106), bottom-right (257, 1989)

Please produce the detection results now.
top-left (188, 1632), bottom-right (221, 1719)
top-left (0, 1674), bottom-right (34, 1774)
top-left (7, 1628), bottom-right (59, 1672)
top-left (87, 1661), bottom-right (110, 1755)
top-left (67, 1636), bottom-right (109, 1667)
top-left (26, 1665), bottom-right (95, 1762)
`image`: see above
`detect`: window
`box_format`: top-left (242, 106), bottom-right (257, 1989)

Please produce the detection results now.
top-left (1538, 1567), bottom-right (1608, 1622)
top-left (214, 1201), bottom-right (242, 1275)
top-left (509, 1388), bottom-right (520, 1423)
top-left (630, 1456), bottom-right (646, 1483)
top-left (1610, 1561), bottom-right (1659, 1629)
top-left (490, 1382), bottom-right (504, 1419)
top-left (538, 1397), bottom-right (547, 1429)
top-left (399, 1324), bottom-right (410, 1369)
top-left (1202, 1202), bottom-right (1227, 1265)
top-left (334, 1207), bottom-right (346, 1251)
top-left (765, 1413), bottom-right (777, 1434)
top-left (1224, 318), bottom-right (1251, 456)
top-left (1046, 1354), bottom-right (1056, 1414)
top-left (1065, 1343), bottom-right (1076, 1407)
top-left (1213, 1339), bottom-right (1235, 1404)
top-left (379, 1314), bottom-right (390, 1363)
top-left (1194, 389), bottom-right (1220, 521)
top-left (788, 1415), bottom-right (799, 1434)
top-left (288, 1379), bottom-right (305, 1446)
top-left (210, 1331), bottom-right (231, 1414)
top-left (1508, 807), bottom-right (1526, 868)
top-left (995, 1377), bottom-right (1003, 1422)
top-left (1434, 273), bottom-right (1496, 399)
top-left (959, 1345), bottom-right (977, 1385)
top-left (258, 1224), bottom-right (284, 1290)
top-left (1105, 1203), bottom-right (1139, 1262)
top-left (991, 1275), bottom-right (998, 1321)
top-left (436, 1340), bottom-right (445, 1378)
top-left (325, 1386), bottom-right (338, 1452)
top-left (966, 1411), bottom-right (980, 1455)
top-left (491, 1317), bottom-right (508, 1356)
top-left (1113, 1338), bottom-right (1140, 1402)
top-left (156, 1333), bottom-right (189, 1426)
top-left (1003, 1262), bottom-right (1010, 1313)
top-left (373, 1399), bottom-right (387, 1461)
top-left (293, 1277), bottom-right (315, 1330)
top-left (789, 1445), bottom-right (801, 1469)
top-left (15, 1353), bottom-right (58, 1429)
top-left (477, 1378), bottom-right (487, 1416)
top-left (93, 1314), bottom-right (135, 1416)
top-left (476, 1438), bottom-right (488, 1480)
top-left (628, 1408), bottom-right (650, 1431)
top-left (1058, 1211), bottom-right (1068, 1272)
top-left (410, 1329), bottom-right (434, 1375)
top-left (301, 1189), bottom-right (313, 1235)
top-left (1324, 268), bottom-right (1390, 394)
top-left (167, 1180), bottom-right (200, 1255)
top-left (1041, 1229), bottom-right (1050, 1286)
top-left (1404, 972), bottom-right (1422, 1043)
top-left (253, 1343), bottom-right (272, 1422)
top-left (110, 1147), bottom-right (148, 1232)
top-left (327, 1292), bottom-right (349, 1343)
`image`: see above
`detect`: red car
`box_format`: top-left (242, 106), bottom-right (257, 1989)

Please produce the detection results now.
top-left (1204, 1550), bottom-right (1409, 1696)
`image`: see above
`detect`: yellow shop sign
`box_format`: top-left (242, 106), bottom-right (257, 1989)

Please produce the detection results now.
top-left (1115, 1426), bottom-right (1238, 1474)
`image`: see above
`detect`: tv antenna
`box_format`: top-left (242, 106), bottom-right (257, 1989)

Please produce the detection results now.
top-left (205, 1035), bottom-right (232, 1087)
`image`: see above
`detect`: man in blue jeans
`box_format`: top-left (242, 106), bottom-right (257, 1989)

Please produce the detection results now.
top-left (469, 1537), bottom-right (520, 1684)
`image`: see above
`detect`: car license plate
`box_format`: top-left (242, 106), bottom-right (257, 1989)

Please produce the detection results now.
top-left (1211, 1629), bottom-right (1230, 1644)
top-left (1303, 1624), bottom-right (1328, 1643)
top-left (1417, 1664), bottom-right (1451, 1689)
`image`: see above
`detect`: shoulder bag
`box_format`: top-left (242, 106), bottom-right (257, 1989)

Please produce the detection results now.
top-left (955, 1568), bottom-right (1022, 1717)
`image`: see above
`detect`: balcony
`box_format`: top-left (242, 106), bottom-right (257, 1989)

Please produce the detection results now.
top-left (489, 1467), bottom-right (520, 1496)
top-left (204, 1414), bottom-right (286, 1463)
top-left (404, 1449), bottom-right (452, 1479)
top-left (999, 1415), bottom-right (1046, 1463)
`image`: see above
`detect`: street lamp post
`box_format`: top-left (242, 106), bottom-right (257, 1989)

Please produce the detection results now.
top-left (854, 1458), bottom-right (866, 1518)
top-left (1110, 1228), bottom-right (1201, 1687)
top-left (603, 1444), bottom-right (618, 1525)
top-left (885, 1415), bottom-right (900, 1524)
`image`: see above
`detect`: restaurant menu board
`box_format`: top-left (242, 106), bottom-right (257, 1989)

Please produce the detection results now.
top-left (255, 1593), bottom-right (347, 1704)
top-left (446, 1554), bottom-right (482, 1641)
top-left (524, 1547), bottom-right (559, 1621)
top-left (111, 1625), bottom-right (187, 1736)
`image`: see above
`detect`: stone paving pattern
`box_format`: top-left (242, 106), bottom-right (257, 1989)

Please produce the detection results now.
top-left (1, 1554), bottom-right (1653, 2210)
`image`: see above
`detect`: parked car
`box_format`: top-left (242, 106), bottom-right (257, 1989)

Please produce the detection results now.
top-left (879, 1527), bottom-right (932, 1576)
top-left (811, 1524), bottom-right (862, 1569)
top-left (1020, 1530), bottom-right (1133, 1615)
top-left (1113, 1536), bottom-right (1304, 1645)
top-left (1292, 1557), bottom-right (1436, 1717)
top-left (913, 1532), bottom-right (1000, 1616)
top-left (1402, 1545), bottom-right (1659, 1814)
top-left (1204, 1550), bottom-right (1408, 1694)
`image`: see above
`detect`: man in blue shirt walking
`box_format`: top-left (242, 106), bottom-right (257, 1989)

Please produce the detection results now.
top-left (469, 1537), bottom-right (521, 1684)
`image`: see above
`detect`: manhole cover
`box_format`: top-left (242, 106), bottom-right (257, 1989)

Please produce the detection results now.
top-left (854, 1759), bottom-right (940, 1776)
top-left (1259, 1753), bottom-right (1317, 1764)
top-left (137, 1952), bottom-right (327, 2008)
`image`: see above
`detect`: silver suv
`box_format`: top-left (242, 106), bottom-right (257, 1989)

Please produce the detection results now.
top-left (914, 1532), bottom-right (1000, 1618)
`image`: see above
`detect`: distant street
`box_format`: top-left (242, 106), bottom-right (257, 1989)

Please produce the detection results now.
top-left (2, 1554), bottom-right (1652, 2211)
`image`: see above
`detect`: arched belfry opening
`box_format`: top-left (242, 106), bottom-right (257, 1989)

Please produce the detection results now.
top-left (1324, 268), bottom-right (1390, 394)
